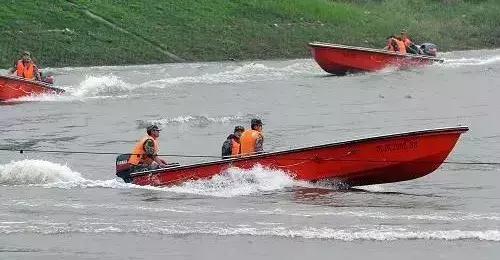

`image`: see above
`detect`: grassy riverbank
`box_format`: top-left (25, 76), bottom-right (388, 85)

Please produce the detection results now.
top-left (1, 0), bottom-right (499, 67)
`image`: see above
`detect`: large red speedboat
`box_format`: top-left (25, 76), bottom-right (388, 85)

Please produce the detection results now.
top-left (309, 42), bottom-right (443, 75)
top-left (116, 126), bottom-right (468, 187)
top-left (0, 75), bottom-right (65, 101)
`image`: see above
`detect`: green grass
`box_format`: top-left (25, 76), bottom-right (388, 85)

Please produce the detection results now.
top-left (1, 0), bottom-right (499, 67)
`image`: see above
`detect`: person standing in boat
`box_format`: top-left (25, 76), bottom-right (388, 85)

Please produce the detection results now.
top-left (221, 125), bottom-right (245, 158)
top-left (9, 51), bottom-right (41, 81)
top-left (240, 119), bottom-right (264, 155)
top-left (128, 125), bottom-right (168, 172)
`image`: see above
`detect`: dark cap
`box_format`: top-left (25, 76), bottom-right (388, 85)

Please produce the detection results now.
top-left (146, 125), bottom-right (161, 133)
top-left (251, 118), bottom-right (263, 127)
top-left (22, 51), bottom-right (31, 56)
top-left (234, 125), bottom-right (245, 132)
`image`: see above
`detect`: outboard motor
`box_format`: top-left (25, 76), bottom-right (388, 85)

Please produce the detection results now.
top-left (419, 43), bottom-right (438, 57)
top-left (116, 154), bottom-right (134, 183)
top-left (40, 71), bottom-right (55, 84)
top-left (115, 154), bottom-right (181, 183)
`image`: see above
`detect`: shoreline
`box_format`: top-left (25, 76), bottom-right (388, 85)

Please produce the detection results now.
top-left (1, 0), bottom-right (499, 68)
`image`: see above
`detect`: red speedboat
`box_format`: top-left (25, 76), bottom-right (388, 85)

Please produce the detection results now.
top-left (0, 75), bottom-right (65, 101)
top-left (309, 42), bottom-right (443, 75)
top-left (116, 126), bottom-right (468, 187)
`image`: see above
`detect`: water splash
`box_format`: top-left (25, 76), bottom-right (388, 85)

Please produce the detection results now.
top-left (0, 159), bottom-right (132, 189)
top-left (163, 165), bottom-right (297, 197)
top-left (0, 160), bottom-right (298, 197)
top-left (69, 75), bottom-right (133, 97)
top-left (0, 159), bottom-right (84, 185)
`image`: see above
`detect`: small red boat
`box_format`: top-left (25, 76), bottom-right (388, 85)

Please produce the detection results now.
top-left (116, 126), bottom-right (468, 187)
top-left (0, 75), bottom-right (65, 101)
top-left (309, 42), bottom-right (443, 75)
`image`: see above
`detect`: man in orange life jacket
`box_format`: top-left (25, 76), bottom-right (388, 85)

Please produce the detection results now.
top-left (9, 51), bottom-right (41, 81)
top-left (400, 30), bottom-right (422, 54)
top-left (384, 35), bottom-right (406, 54)
top-left (240, 119), bottom-right (264, 155)
top-left (384, 35), bottom-right (399, 52)
top-left (128, 125), bottom-right (168, 171)
top-left (221, 125), bottom-right (245, 158)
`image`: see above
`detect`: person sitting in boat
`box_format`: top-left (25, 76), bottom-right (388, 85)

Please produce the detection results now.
top-left (128, 125), bottom-right (168, 172)
top-left (221, 125), bottom-right (245, 158)
top-left (400, 30), bottom-right (422, 55)
top-left (240, 119), bottom-right (264, 156)
top-left (9, 51), bottom-right (41, 81)
top-left (384, 35), bottom-right (406, 54)
top-left (384, 35), bottom-right (399, 52)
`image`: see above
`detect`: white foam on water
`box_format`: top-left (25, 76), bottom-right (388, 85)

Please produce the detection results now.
top-left (69, 75), bottom-right (133, 97)
top-left (139, 61), bottom-right (317, 88)
top-left (0, 160), bottom-right (297, 197)
top-left (0, 159), bottom-right (132, 189)
top-left (441, 55), bottom-right (500, 68)
top-left (270, 210), bottom-right (500, 221)
top-left (5, 75), bottom-right (133, 103)
top-left (0, 159), bottom-right (84, 185)
top-left (161, 165), bottom-right (297, 197)
top-left (1, 220), bottom-right (499, 241)
top-left (137, 114), bottom-right (257, 128)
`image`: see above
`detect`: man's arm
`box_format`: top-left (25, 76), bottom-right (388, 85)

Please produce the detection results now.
top-left (143, 139), bottom-right (167, 167)
top-left (8, 62), bottom-right (17, 74)
top-left (255, 136), bottom-right (264, 153)
top-left (33, 65), bottom-right (41, 81)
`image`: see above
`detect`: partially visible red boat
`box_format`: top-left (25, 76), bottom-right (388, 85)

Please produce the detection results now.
top-left (0, 75), bottom-right (65, 101)
top-left (309, 42), bottom-right (443, 75)
top-left (116, 126), bottom-right (468, 187)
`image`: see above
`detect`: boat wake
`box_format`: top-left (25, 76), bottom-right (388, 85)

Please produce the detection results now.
top-left (6, 75), bottom-right (133, 103)
top-left (9, 60), bottom-right (321, 103)
top-left (136, 113), bottom-right (260, 128)
top-left (439, 49), bottom-right (500, 68)
top-left (138, 61), bottom-right (319, 88)
top-left (161, 165), bottom-right (299, 197)
top-left (443, 55), bottom-right (500, 67)
top-left (69, 75), bottom-right (133, 97)
top-left (0, 160), bottom-right (304, 196)
top-left (1, 218), bottom-right (498, 241)
top-left (0, 159), bottom-right (84, 185)
top-left (0, 159), bottom-right (127, 189)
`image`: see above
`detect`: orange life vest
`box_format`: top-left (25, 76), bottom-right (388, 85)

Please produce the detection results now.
top-left (386, 38), bottom-right (397, 52)
top-left (403, 37), bottom-right (413, 48)
top-left (128, 135), bottom-right (159, 166)
top-left (231, 139), bottom-right (241, 157)
top-left (395, 39), bottom-right (407, 54)
top-left (240, 129), bottom-right (263, 155)
top-left (16, 60), bottom-right (35, 80)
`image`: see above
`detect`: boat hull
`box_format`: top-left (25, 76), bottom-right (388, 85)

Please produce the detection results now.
top-left (126, 127), bottom-right (468, 187)
top-left (309, 42), bottom-right (443, 75)
top-left (0, 75), bottom-right (64, 101)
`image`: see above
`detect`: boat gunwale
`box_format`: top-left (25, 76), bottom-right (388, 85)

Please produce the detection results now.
top-left (130, 126), bottom-right (469, 178)
top-left (308, 41), bottom-right (444, 62)
top-left (0, 75), bottom-right (65, 93)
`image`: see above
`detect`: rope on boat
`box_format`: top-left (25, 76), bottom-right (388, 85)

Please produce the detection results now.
top-left (0, 148), bottom-right (499, 166)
